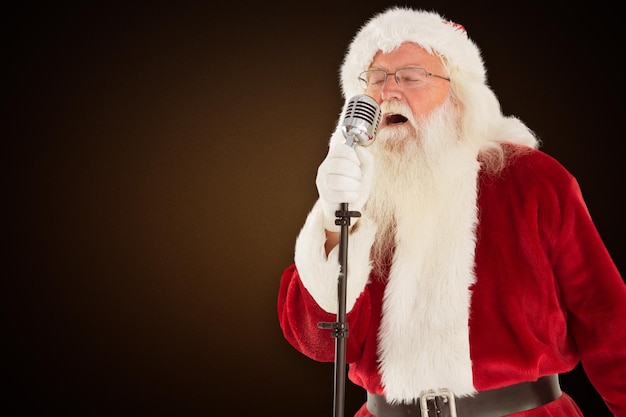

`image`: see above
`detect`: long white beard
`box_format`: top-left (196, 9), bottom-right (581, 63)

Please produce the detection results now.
top-left (366, 97), bottom-right (469, 274)
top-left (364, 97), bottom-right (481, 399)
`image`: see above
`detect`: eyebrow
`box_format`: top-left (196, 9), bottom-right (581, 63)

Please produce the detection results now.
top-left (367, 65), bottom-right (425, 71)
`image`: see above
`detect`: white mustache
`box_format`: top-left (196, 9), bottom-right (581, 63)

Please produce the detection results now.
top-left (380, 101), bottom-right (411, 118)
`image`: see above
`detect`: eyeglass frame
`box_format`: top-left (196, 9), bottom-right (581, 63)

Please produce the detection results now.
top-left (358, 66), bottom-right (450, 91)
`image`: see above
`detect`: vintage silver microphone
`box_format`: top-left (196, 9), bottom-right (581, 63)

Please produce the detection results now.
top-left (341, 94), bottom-right (381, 147)
top-left (320, 94), bottom-right (381, 417)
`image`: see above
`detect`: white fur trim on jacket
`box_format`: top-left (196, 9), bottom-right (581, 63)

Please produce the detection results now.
top-left (294, 199), bottom-right (376, 314)
top-left (377, 146), bottom-right (481, 401)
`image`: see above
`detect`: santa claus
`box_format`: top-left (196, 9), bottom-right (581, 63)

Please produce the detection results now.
top-left (278, 7), bottom-right (626, 417)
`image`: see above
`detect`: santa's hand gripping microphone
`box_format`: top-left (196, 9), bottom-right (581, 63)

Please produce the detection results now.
top-left (336, 94), bottom-right (381, 224)
top-left (335, 94), bottom-right (381, 228)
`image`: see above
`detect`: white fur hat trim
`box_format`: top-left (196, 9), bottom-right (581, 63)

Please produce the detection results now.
top-left (340, 7), bottom-right (485, 99)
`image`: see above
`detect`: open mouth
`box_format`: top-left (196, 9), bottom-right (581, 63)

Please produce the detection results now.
top-left (384, 113), bottom-right (408, 126)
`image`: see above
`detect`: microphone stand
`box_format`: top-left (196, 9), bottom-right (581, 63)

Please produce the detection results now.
top-left (318, 203), bottom-right (361, 417)
top-left (317, 94), bottom-right (379, 417)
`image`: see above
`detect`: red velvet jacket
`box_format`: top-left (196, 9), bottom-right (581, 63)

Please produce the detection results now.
top-left (278, 148), bottom-right (626, 416)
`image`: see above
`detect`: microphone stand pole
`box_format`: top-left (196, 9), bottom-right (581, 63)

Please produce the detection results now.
top-left (317, 93), bottom-right (379, 417)
top-left (318, 203), bottom-right (360, 417)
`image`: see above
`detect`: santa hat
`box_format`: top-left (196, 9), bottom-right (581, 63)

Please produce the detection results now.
top-left (332, 6), bottom-right (539, 150)
top-left (340, 7), bottom-right (484, 99)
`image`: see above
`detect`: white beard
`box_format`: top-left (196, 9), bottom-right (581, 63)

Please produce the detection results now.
top-left (364, 97), bottom-right (481, 400)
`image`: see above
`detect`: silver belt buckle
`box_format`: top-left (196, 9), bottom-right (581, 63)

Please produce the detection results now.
top-left (419, 388), bottom-right (457, 417)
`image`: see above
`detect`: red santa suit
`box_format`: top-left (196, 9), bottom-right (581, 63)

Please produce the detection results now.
top-left (278, 7), bottom-right (626, 417)
top-left (278, 146), bottom-right (626, 416)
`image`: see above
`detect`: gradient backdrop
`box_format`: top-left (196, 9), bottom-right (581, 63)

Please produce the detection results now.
top-left (4, 2), bottom-right (624, 416)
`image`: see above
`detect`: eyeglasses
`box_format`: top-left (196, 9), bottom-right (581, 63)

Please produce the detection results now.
top-left (358, 67), bottom-right (450, 91)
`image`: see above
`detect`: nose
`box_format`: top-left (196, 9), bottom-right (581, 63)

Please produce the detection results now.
top-left (380, 75), bottom-right (402, 101)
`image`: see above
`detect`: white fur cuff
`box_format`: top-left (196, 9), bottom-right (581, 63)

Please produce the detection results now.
top-left (294, 200), bottom-right (377, 313)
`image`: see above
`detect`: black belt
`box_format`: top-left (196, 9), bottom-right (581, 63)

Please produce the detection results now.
top-left (367, 374), bottom-right (561, 417)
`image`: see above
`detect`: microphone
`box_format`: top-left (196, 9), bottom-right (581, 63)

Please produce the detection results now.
top-left (325, 94), bottom-right (382, 417)
top-left (341, 94), bottom-right (381, 147)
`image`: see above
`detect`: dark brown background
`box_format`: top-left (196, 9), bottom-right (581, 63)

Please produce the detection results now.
top-left (4, 2), bottom-right (623, 416)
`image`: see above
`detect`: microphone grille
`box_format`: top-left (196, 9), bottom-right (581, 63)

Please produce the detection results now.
top-left (345, 96), bottom-right (380, 126)
top-left (341, 95), bottom-right (381, 147)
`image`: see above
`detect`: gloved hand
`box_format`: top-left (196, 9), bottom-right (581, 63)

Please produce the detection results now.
top-left (315, 142), bottom-right (373, 232)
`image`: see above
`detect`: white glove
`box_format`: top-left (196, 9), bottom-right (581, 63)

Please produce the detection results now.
top-left (315, 142), bottom-right (373, 232)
